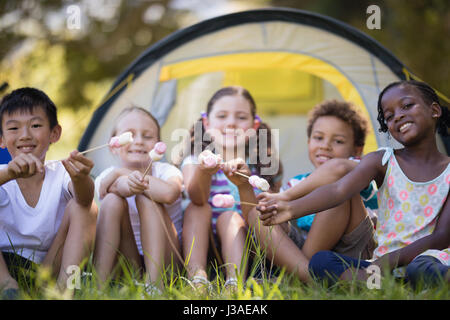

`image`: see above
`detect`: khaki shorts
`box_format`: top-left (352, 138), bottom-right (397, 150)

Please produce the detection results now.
top-left (288, 215), bottom-right (376, 260)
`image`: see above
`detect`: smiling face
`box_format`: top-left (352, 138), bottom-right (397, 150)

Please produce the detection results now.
top-left (308, 116), bottom-right (361, 168)
top-left (203, 94), bottom-right (257, 155)
top-left (0, 107), bottom-right (61, 161)
top-left (112, 109), bottom-right (160, 170)
top-left (380, 85), bottom-right (440, 146)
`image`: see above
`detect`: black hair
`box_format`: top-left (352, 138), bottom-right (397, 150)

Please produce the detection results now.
top-left (0, 87), bottom-right (59, 135)
top-left (377, 80), bottom-right (450, 136)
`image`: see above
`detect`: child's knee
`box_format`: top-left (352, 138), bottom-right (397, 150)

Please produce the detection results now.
top-left (247, 208), bottom-right (260, 227)
top-left (184, 201), bottom-right (212, 220)
top-left (65, 200), bottom-right (98, 240)
top-left (135, 194), bottom-right (163, 215)
top-left (217, 211), bottom-right (245, 229)
top-left (66, 199), bottom-right (97, 220)
top-left (100, 193), bottom-right (128, 213)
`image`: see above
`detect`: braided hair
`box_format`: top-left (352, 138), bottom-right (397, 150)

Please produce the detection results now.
top-left (377, 80), bottom-right (450, 136)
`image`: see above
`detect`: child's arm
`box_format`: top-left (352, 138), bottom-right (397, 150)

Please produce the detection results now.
top-left (222, 158), bottom-right (255, 221)
top-left (183, 159), bottom-right (220, 205)
top-left (0, 153), bottom-right (44, 185)
top-left (128, 170), bottom-right (183, 204)
top-left (108, 170), bottom-right (183, 205)
top-left (373, 195), bottom-right (450, 271)
top-left (257, 158), bottom-right (359, 205)
top-left (284, 158), bottom-right (358, 200)
top-left (98, 167), bottom-right (132, 199)
top-left (258, 151), bottom-right (384, 226)
top-left (63, 151), bottom-right (95, 207)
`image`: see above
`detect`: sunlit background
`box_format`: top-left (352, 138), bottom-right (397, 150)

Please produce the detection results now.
top-left (1, 0), bottom-right (449, 161)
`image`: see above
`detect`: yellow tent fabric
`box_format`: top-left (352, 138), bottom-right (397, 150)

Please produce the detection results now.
top-left (159, 52), bottom-right (377, 153)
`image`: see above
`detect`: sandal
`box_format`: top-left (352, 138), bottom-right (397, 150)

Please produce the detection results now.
top-left (190, 275), bottom-right (213, 294)
top-left (133, 280), bottom-right (162, 298)
top-left (224, 277), bottom-right (238, 291)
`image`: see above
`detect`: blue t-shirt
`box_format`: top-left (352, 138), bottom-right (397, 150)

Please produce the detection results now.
top-left (282, 173), bottom-right (378, 231)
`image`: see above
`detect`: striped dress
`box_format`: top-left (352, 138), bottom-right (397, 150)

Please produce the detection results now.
top-left (181, 155), bottom-right (274, 235)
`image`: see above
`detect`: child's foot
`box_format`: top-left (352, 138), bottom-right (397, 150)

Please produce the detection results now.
top-left (190, 275), bottom-right (213, 295)
top-left (223, 277), bottom-right (238, 294)
top-left (133, 280), bottom-right (162, 299)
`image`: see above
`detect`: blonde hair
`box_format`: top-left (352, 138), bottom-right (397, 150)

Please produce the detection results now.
top-left (111, 106), bottom-right (161, 140)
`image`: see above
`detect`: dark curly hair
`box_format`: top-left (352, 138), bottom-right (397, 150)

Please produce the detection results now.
top-left (377, 80), bottom-right (450, 136)
top-left (307, 99), bottom-right (368, 147)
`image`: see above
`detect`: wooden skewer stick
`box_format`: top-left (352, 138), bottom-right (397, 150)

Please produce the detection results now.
top-left (141, 159), bottom-right (153, 182)
top-left (46, 143), bottom-right (110, 166)
top-left (233, 171), bottom-right (250, 179)
top-left (78, 143), bottom-right (110, 155)
top-left (239, 201), bottom-right (258, 207)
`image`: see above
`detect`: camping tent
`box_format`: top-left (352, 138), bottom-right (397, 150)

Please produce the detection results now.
top-left (79, 8), bottom-right (450, 183)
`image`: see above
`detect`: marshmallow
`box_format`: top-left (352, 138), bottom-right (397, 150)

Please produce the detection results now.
top-left (154, 142), bottom-right (167, 154)
top-left (149, 142), bottom-right (166, 161)
top-left (248, 175), bottom-right (259, 187)
top-left (256, 178), bottom-right (270, 192)
top-left (249, 175), bottom-right (270, 192)
top-left (212, 194), bottom-right (235, 208)
top-left (149, 149), bottom-right (164, 161)
top-left (109, 131), bottom-right (133, 148)
top-left (198, 150), bottom-right (221, 168)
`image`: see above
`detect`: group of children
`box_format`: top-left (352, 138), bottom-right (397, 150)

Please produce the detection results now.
top-left (0, 80), bottom-right (449, 299)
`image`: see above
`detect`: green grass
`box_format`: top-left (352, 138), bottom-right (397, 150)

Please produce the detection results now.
top-left (3, 249), bottom-right (449, 300)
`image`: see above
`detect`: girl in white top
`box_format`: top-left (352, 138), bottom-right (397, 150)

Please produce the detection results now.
top-left (93, 107), bottom-right (183, 291)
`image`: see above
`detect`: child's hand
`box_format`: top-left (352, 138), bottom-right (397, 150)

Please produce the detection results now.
top-left (198, 150), bottom-right (221, 175)
top-left (62, 150), bottom-right (94, 181)
top-left (257, 198), bottom-right (293, 226)
top-left (99, 169), bottom-right (123, 200)
top-left (7, 153), bottom-right (44, 179)
top-left (221, 157), bottom-right (251, 187)
top-left (127, 171), bottom-right (150, 194)
top-left (256, 191), bottom-right (289, 204)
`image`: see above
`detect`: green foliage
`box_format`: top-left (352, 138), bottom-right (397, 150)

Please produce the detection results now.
top-left (4, 255), bottom-right (449, 300)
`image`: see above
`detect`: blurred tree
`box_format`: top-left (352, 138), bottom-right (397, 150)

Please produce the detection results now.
top-left (268, 0), bottom-right (449, 97)
top-left (0, 0), bottom-right (179, 157)
top-left (0, 0), bottom-right (178, 111)
top-left (0, 0), bottom-right (448, 159)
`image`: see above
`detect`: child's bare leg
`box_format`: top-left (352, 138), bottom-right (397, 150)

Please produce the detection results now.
top-left (136, 195), bottom-right (181, 286)
top-left (93, 193), bottom-right (141, 287)
top-left (42, 199), bottom-right (97, 289)
top-left (182, 202), bottom-right (212, 279)
top-left (302, 194), bottom-right (367, 258)
top-left (216, 211), bottom-right (248, 281)
top-left (0, 254), bottom-right (18, 291)
top-left (247, 208), bottom-right (311, 283)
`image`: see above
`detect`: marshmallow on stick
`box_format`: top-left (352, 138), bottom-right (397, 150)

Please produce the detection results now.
top-left (79, 131), bottom-right (134, 155)
top-left (211, 194), bottom-right (257, 208)
top-left (46, 131), bottom-right (133, 166)
top-left (198, 150), bottom-right (270, 192)
top-left (198, 150), bottom-right (222, 168)
top-left (141, 142), bottom-right (167, 179)
top-left (248, 175), bottom-right (270, 192)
